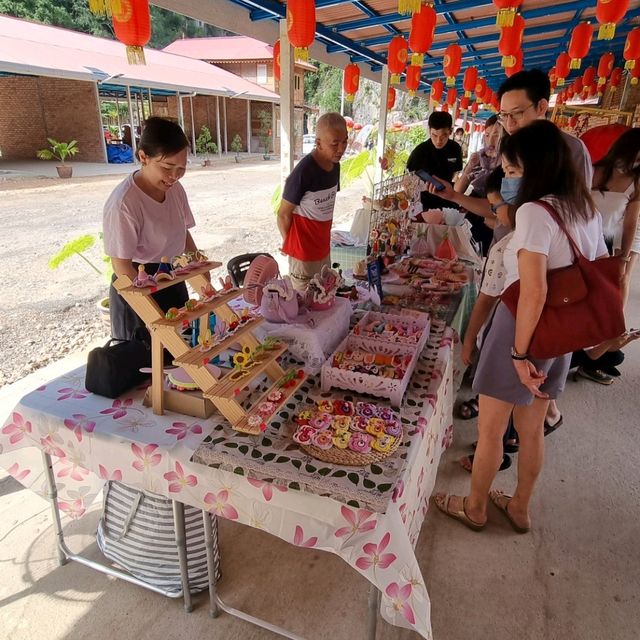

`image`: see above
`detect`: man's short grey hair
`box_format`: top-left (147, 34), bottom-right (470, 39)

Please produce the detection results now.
top-left (316, 112), bottom-right (347, 134)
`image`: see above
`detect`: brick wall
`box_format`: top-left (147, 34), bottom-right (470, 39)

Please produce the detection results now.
top-left (0, 75), bottom-right (104, 162)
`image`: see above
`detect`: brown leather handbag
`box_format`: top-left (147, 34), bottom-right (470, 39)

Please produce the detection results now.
top-left (501, 200), bottom-right (626, 359)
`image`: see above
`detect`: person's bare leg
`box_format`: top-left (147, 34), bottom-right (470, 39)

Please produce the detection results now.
top-left (508, 398), bottom-right (550, 528)
top-left (464, 394), bottom-right (514, 523)
top-left (622, 253), bottom-right (638, 309)
top-left (545, 400), bottom-right (561, 426)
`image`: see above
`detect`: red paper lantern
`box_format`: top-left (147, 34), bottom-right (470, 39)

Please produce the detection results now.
top-left (499, 14), bottom-right (525, 68)
top-left (596, 0), bottom-right (629, 40)
top-left (344, 116), bottom-right (354, 129)
top-left (548, 66), bottom-right (557, 85)
top-left (405, 65), bottom-right (421, 97)
top-left (493, 0), bottom-right (523, 27)
top-left (583, 65), bottom-right (596, 87)
top-left (471, 101), bottom-right (479, 115)
top-left (387, 87), bottom-right (396, 110)
top-left (588, 82), bottom-right (598, 96)
top-left (287, 0), bottom-right (316, 62)
top-left (505, 49), bottom-right (523, 77)
top-left (409, 4), bottom-right (436, 66)
top-left (443, 44), bottom-right (462, 86)
top-left (556, 91), bottom-right (565, 105)
top-left (610, 66), bottom-right (623, 90)
top-left (460, 96), bottom-right (470, 110)
top-left (387, 35), bottom-right (408, 85)
top-left (475, 77), bottom-right (488, 101)
top-left (569, 114), bottom-right (578, 128)
top-left (343, 63), bottom-right (360, 102)
top-left (568, 22), bottom-right (593, 70)
top-left (430, 78), bottom-right (444, 103)
top-left (597, 52), bottom-right (614, 86)
top-left (112, 0), bottom-right (151, 65)
top-left (446, 87), bottom-right (457, 106)
top-left (273, 39), bottom-right (281, 82)
top-left (631, 63), bottom-right (640, 85)
top-left (567, 84), bottom-right (575, 98)
top-left (574, 77), bottom-right (584, 94)
top-left (353, 123), bottom-right (363, 131)
top-left (463, 66), bottom-right (478, 98)
top-left (624, 28), bottom-right (640, 70)
top-left (556, 52), bottom-right (571, 86)
top-left (465, 122), bottom-right (471, 133)
top-left (441, 103), bottom-right (449, 113)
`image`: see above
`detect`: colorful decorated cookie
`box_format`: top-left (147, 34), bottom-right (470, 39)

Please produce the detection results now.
top-left (366, 418), bottom-right (387, 438)
top-left (356, 402), bottom-right (377, 418)
top-left (316, 400), bottom-right (334, 414)
top-left (333, 431), bottom-right (352, 449)
top-left (372, 434), bottom-right (395, 453)
top-left (332, 416), bottom-right (352, 434)
top-left (312, 430), bottom-right (334, 450)
top-left (349, 432), bottom-right (373, 454)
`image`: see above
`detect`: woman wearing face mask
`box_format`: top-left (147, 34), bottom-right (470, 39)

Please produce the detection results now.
top-left (435, 120), bottom-right (608, 533)
top-left (591, 128), bottom-right (640, 308)
top-left (103, 117), bottom-right (205, 341)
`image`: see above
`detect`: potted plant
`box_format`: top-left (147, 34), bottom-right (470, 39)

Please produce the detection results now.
top-left (230, 134), bottom-right (243, 163)
top-left (195, 126), bottom-right (218, 166)
top-left (49, 233), bottom-right (113, 325)
top-left (257, 110), bottom-right (272, 160)
top-left (36, 138), bottom-right (79, 178)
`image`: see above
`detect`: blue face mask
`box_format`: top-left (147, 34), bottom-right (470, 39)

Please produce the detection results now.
top-left (500, 177), bottom-right (522, 204)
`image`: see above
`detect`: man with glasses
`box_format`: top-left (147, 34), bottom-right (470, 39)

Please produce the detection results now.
top-left (407, 111), bottom-right (463, 213)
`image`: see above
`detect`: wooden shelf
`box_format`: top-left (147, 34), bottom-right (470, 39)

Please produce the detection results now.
top-left (233, 368), bottom-right (306, 434)
top-left (118, 261), bottom-right (223, 296)
top-left (172, 316), bottom-right (264, 366)
top-left (203, 344), bottom-right (287, 400)
top-left (151, 288), bottom-right (246, 327)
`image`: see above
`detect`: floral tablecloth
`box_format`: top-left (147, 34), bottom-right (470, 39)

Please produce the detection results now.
top-left (0, 322), bottom-right (459, 639)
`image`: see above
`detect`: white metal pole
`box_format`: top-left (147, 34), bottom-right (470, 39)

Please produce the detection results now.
top-left (246, 99), bottom-right (252, 153)
top-left (271, 101), bottom-right (276, 156)
top-left (340, 70), bottom-right (345, 116)
top-left (279, 18), bottom-right (294, 185)
top-left (94, 84), bottom-right (108, 163)
top-left (374, 65), bottom-right (390, 184)
top-left (223, 97), bottom-right (228, 153)
top-left (176, 92), bottom-right (185, 131)
top-left (148, 88), bottom-right (153, 115)
top-left (126, 85), bottom-right (137, 158)
top-left (215, 96), bottom-right (222, 158)
top-left (190, 96), bottom-right (196, 155)
top-left (115, 95), bottom-right (122, 135)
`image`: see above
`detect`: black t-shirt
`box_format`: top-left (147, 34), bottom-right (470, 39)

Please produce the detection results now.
top-left (407, 139), bottom-right (463, 211)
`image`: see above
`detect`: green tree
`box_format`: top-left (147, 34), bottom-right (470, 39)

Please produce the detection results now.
top-left (304, 61), bottom-right (342, 114)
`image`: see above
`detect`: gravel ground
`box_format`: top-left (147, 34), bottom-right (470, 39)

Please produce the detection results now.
top-left (0, 158), bottom-right (367, 387)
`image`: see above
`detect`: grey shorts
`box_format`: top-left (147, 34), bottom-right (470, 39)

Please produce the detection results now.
top-left (472, 303), bottom-right (571, 405)
top-left (288, 254), bottom-right (331, 292)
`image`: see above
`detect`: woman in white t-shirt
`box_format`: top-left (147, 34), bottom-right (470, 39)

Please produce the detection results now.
top-left (103, 117), bottom-right (205, 340)
top-left (435, 120), bottom-right (608, 533)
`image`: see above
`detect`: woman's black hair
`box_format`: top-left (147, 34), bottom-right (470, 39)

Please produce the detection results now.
top-left (593, 128), bottom-right (640, 192)
top-left (500, 119), bottom-right (595, 225)
top-left (137, 116), bottom-right (189, 159)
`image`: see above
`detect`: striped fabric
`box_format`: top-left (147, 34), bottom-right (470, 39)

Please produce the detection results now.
top-left (96, 481), bottom-right (220, 593)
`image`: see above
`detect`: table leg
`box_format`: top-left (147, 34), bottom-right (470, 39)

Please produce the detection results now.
top-left (366, 584), bottom-right (380, 640)
top-left (172, 500), bottom-right (193, 613)
top-left (41, 451), bottom-right (68, 566)
top-left (202, 511), bottom-right (220, 619)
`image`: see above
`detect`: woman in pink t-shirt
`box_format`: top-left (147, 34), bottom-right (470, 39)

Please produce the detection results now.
top-left (103, 117), bottom-right (203, 340)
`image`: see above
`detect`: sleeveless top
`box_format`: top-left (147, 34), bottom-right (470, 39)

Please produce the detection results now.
top-left (591, 181), bottom-right (636, 248)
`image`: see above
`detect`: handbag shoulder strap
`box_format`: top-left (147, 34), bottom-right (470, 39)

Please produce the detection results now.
top-left (534, 200), bottom-right (585, 261)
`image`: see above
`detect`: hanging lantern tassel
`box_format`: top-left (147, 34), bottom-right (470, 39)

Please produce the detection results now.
top-left (625, 58), bottom-right (636, 70)
top-left (398, 0), bottom-right (423, 16)
top-left (631, 64), bottom-right (640, 85)
top-left (598, 23), bottom-right (616, 40)
top-left (411, 53), bottom-right (424, 66)
top-left (88, 0), bottom-right (113, 16)
top-left (126, 45), bottom-right (146, 65)
top-left (496, 7), bottom-right (516, 27)
top-left (502, 55), bottom-right (516, 68)
top-left (112, 0), bottom-right (151, 66)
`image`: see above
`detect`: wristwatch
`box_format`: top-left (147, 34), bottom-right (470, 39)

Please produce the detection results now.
top-left (490, 200), bottom-right (508, 215)
top-left (510, 346), bottom-right (529, 360)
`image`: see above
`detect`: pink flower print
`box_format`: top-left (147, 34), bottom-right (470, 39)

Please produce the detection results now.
top-left (392, 480), bottom-right (405, 503)
top-left (57, 387), bottom-right (89, 401)
top-left (2, 412), bottom-right (32, 445)
top-left (100, 398), bottom-right (134, 420)
top-left (57, 459), bottom-right (89, 482)
top-left (36, 385), bottom-right (47, 392)
top-left (355, 532), bottom-right (396, 571)
top-left (385, 583), bottom-right (416, 625)
top-left (409, 416), bottom-right (428, 438)
top-left (165, 421), bottom-right (203, 441)
top-left (204, 490), bottom-right (239, 520)
top-left (399, 503), bottom-right (408, 524)
top-left (58, 498), bottom-right (86, 519)
top-left (99, 465), bottom-right (123, 481)
top-left (7, 463), bottom-right (31, 482)
top-left (63, 414), bottom-right (96, 442)
top-left (164, 461), bottom-right (198, 493)
top-left (40, 435), bottom-right (66, 458)
top-left (131, 443), bottom-right (162, 472)
top-left (334, 505), bottom-right (377, 542)
top-left (247, 478), bottom-right (287, 502)
top-left (441, 424), bottom-right (453, 450)
top-left (293, 525), bottom-right (317, 548)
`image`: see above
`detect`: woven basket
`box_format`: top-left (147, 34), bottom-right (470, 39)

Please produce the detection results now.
top-left (299, 431), bottom-right (402, 467)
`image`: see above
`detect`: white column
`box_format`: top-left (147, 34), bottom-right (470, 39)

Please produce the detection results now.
top-left (340, 69), bottom-right (345, 116)
top-left (176, 92), bottom-right (185, 130)
top-left (279, 18), bottom-right (294, 185)
top-left (215, 96), bottom-right (222, 157)
top-left (94, 84), bottom-right (108, 163)
top-left (223, 97), bottom-right (228, 153)
top-left (126, 85), bottom-right (137, 158)
top-left (246, 99), bottom-right (252, 153)
top-left (374, 65), bottom-right (390, 184)
top-left (148, 88), bottom-right (153, 115)
top-left (271, 101), bottom-right (276, 156)
top-left (189, 95), bottom-right (197, 155)
top-left (115, 95), bottom-right (122, 134)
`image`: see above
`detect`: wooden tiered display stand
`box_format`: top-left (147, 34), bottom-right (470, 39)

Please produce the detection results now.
top-left (113, 262), bottom-right (305, 435)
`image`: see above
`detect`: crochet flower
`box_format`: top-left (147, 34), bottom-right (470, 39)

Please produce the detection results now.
top-left (312, 429), bottom-right (334, 450)
top-left (267, 389), bottom-right (284, 403)
top-left (384, 419), bottom-right (403, 437)
top-left (351, 415), bottom-right (369, 432)
top-left (296, 409), bottom-right (315, 425)
top-left (377, 407), bottom-right (395, 422)
top-left (332, 431), bottom-right (352, 449)
top-left (356, 402), bottom-right (377, 418)
top-left (293, 425), bottom-right (315, 444)
top-left (366, 418), bottom-right (386, 438)
top-left (258, 402), bottom-right (276, 418)
top-left (333, 400), bottom-right (354, 416)
top-left (316, 400), bottom-right (334, 414)
top-left (349, 432), bottom-right (373, 454)
top-left (310, 413), bottom-right (332, 430)
top-left (372, 434), bottom-right (395, 453)
top-left (332, 416), bottom-right (351, 434)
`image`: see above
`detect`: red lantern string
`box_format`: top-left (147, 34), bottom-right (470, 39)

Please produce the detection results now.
top-left (287, 0), bottom-right (316, 62)
top-left (112, 0), bottom-right (151, 65)
top-left (387, 36), bottom-right (408, 85)
top-left (568, 22), bottom-right (593, 70)
top-left (596, 0), bottom-right (629, 41)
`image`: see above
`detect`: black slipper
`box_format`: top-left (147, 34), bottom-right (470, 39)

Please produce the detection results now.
top-left (460, 453), bottom-right (512, 473)
top-left (603, 366), bottom-right (622, 377)
top-left (458, 396), bottom-right (479, 420)
top-left (544, 414), bottom-right (563, 437)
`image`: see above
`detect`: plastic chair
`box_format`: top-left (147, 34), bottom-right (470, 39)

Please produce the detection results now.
top-left (226, 252), bottom-right (273, 287)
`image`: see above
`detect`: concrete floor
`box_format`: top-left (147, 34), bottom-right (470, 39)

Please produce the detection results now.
top-left (1, 288), bottom-right (639, 640)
